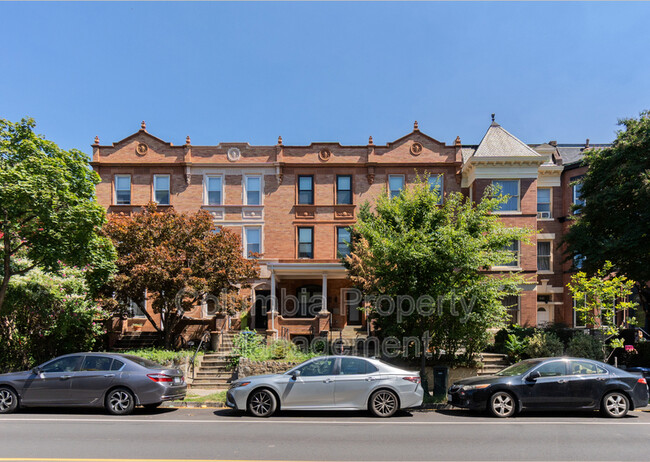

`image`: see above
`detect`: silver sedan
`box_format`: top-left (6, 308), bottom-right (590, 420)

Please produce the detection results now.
top-left (227, 355), bottom-right (424, 417)
top-left (0, 352), bottom-right (187, 415)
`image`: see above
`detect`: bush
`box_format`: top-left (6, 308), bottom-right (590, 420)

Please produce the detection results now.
top-left (228, 331), bottom-right (316, 368)
top-left (493, 325), bottom-right (536, 354)
top-left (525, 331), bottom-right (564, 358)
top-left (117, 348), bottom-right (198, 366)
top-left (565, 333), bottom-right (604, 361)
top-left (505, 333), bottom-right (528, 362)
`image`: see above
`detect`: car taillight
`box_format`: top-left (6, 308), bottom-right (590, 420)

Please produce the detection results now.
top-left (403, 376), bottom-right (421, 384)
top-left (638, 377), bottom-right (647, 385)
top-left (147, 373), bottom-right (174, 383)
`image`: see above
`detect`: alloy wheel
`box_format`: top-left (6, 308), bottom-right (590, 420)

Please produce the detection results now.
top-left (372, 391), bottom-right (397, 417)
top-left (0, 389), bottom-right (15, 413)
top-left (109, 391), bottom-right (132, 413)
top-left (490, 392), bottom-right (515, 417)
top-left (250, 391), bottom-right (273, 417)
top-left (604, 393), bottom-right (628, 418)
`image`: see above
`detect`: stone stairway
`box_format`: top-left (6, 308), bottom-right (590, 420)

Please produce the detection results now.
top-left (112, 332), bottom-right (160, 350)
top-left (478, 353), bottom-right (509, 376)
top-left (332, 326), bottom-right (371, 356)
top-left (190, 331), bottom-right (237, 389)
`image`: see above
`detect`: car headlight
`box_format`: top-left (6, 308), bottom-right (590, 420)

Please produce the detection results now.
top-left (461, 384), bottom-right (491, 391)
top-left (229, 381), bottom-right (251, 389)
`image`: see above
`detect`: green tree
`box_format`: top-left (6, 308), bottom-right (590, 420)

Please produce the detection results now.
top-left (102, 205), bottom-right (259, 348)
top-left (563, 111), bottom-right (650, 328)
top-left (0, 264), bottom-right (106, 372)
top-left (344, 178), bottom-right (533, 377)
top-left (567, 261), bottom-right (637, 349)
top-left (0, 118), bottom-right (116, 309)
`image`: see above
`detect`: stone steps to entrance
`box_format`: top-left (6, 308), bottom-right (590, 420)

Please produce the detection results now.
top-left (477, 353), bottom-right (509, 376)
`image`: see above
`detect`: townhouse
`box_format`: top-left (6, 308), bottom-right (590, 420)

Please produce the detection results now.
top-left (91, 119), bottom-right (599, 345)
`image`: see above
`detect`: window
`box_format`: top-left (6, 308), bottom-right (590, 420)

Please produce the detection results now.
top-left (340, 357), bottom-right (378, 375)
top-left (572, 177), bottom-right (585, 211)
top-left (492, 180), bottom-right (519, 212)
top-left (534, 361), bottom-right (567, 377)
top-left (127, 298), bottom-right (145, 318)
top-left (501, 295), bottom-right (520, 324)
top-left (115, 175), bottom-right (131, 205)
top-left (40, 356), bottom-right (82, 373)
top-left (428, 175), bottom-right (444, 204)
top-left (388, 175), bottom-right (404, 199)
top-left (245, 227), bottom-right (261, 258)
top-left (501, 240), bottom-right (520, 268)
top-left (205, 176), bottom-right (222, 205)
top-left (337, 175), bottom-right (352, 205)
top-left (573, 254), bottom-right (585, 270)
top-left (294, 358), bottom-right (336, 377)
top-left (245, 175), bottom-right (261, 205)
top-left (110, 359), bottom-right (125, 371)
top-left (298, 175), bottom-right (314, 204)
top-left (537, 241), bottom-right (551, 271)
top-left (573, 296), bottom-right (587, 328)
top-left (298, 227), bottom-right (313, 259)
top-left (153, 175), bottom-right (170, 205)
top-left (537, 188), bottom-right (551, 218)
top-left (569, 360), bottom-right (607, 376)
top-left (337, 227), bottom-right (351, 258)
top-left (81, 356), bottom-right (113, 372)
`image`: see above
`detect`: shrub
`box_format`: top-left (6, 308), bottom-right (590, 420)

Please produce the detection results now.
top-left (117, 348), bottom-right (198, 366)
top-left (565, 333), bottom-right (604, 361)
top-left (525, 330), bottom-right (564, 358)
top-left (493, 325), bottom-right (536, 354)
top-left (505, 334), bottom-right (528, 362)
top-left (228, 331), bottom-right (317, 368)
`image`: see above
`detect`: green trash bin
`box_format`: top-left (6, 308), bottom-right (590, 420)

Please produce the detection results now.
top-left (433, 366), bottom-right (448, 396)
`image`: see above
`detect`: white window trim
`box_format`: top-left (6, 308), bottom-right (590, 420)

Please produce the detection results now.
top-left (537, 240), bottom-right (553, 274)
top-left (243, 174), bottom-right (263, 206)
top-left (153, 174), bottom-right (171, 205)
top-left (203, 173), bottom-right (224, 206)
top-left (492, 240), bottom-right (520, 271)
top-left (243, 225), bottom-right (263, 258)
top-left (388, 174), bottom-right (405, 197)
top-left (492, 179), bottom-right (520, 213)
top-left (114, 174), bottom-right (131, 205)
top-left (537, 187), bottom-right (552, 219)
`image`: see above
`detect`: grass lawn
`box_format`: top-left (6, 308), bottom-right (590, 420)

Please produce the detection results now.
top-left (183, 391), bottom-right (227, 403)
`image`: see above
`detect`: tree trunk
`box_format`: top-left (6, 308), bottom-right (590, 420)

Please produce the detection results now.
top-left (0, 229), bottom-right (12, 311)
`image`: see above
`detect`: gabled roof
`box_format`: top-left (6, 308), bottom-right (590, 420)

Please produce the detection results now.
top-left (473, 122), bottom-right (542, 158)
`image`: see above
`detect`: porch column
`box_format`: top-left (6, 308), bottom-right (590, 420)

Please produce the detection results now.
top-left (270, 269), bottom-right (277, 339)
top-left (321, 273), bottom-right (328, 313)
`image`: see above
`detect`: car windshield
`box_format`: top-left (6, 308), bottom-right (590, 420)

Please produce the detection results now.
top-left (120, 355), bottom-right (165, 370)
top-left (495, 359), bottom-right (544, 376)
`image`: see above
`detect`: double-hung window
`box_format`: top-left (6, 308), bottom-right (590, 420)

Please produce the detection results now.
top-left (298, 227), bottom-right (314, 259)
top-left (388, 175), bottom-right (404, 199)
top-left (245, 175), bottom-right (261, 205)
top-left (502, 240), bottom-right (520, 268)
top-left (492, 180), bottom-right (519, 212)
top-left (428, 174), bottom-right (444, 204)
top-left (501, 295), bottom-right (520, 325)
top-left (572, 177), bottom-right (585, 212)
top-left (115, 175), bottom-right (131, 205)
top-left (537, 241), bottom-right (552, 271)
top-left (337, 227), bottom-right (351, 258)
top-left (205, 176), bottom-right (222, 205)
top-left (153, 175), bottom-right (170, 205)
top-left (537, 188), bottom-right (551, 218)
top-left (245, 227), bottom-right (261, 258)
top-left (298, 176), bottom-right (314, 204)
top-left (337, 175), bottom-right (352, 205)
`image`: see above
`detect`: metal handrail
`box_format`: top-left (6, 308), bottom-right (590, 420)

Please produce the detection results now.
top-left (189, 331), bottom-right (211, 380)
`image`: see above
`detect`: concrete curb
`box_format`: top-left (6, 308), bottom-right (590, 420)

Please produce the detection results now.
top-left (162, 401), bottom-right (453, 411)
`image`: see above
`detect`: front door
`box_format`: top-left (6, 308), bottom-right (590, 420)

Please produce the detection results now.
top-left (281, 357), bottom-right (336, 408)
top-left (520, 360), bottom-right (570, 409)
top-left (345, 290), bottom-right (362, 325)
top-left (252, 290), bottom-right (270, 330)
top-left (21, 355), bottom-right (83, 405)
top-left (69, 355), bottom-right (117, 405)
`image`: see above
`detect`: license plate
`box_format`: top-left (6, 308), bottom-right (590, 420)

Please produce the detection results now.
top-left (447, 394), bottom-right (452, 402)
top-left (174, 377), bottom-right (181, 385)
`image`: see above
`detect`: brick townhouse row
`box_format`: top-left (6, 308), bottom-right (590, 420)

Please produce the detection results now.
top-left (91, 119), bottom-right (599, 344)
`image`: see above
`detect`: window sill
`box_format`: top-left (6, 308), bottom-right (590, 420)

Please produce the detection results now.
top-left (538, 270), bottom-right (554, 275)
top-left (537, 218), bottom-right (554, 222)
top-left (494, 211), bottom-right (522, 216)
top-left (491, 266), bottom-right (522, 271)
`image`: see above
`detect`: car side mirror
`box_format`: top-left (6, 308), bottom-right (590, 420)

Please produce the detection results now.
top-left (527, 371), bottom-right (541, 382)
top-left (291, 370), bottom-right (301, 379)
top-left (31, 367), bottom-right (41, 375)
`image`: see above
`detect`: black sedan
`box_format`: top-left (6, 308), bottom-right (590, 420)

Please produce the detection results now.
top-left (448, 357), bottom-right (649, 418)
top-left (0, 352), bottom-right (187, 415)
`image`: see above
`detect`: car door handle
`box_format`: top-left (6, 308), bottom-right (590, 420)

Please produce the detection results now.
top-left (60, 375), bottom-right (72, 380)
top-left (365, 377), bottom-right (376, 381)
top-left (323, 378), bottom-right (333, 383)
top-left (557, 379), bottom-right (567, 384)
top-left (104, 374), bottom-right (115, 378)
top-left (596, 377), bottom-right (606, 381)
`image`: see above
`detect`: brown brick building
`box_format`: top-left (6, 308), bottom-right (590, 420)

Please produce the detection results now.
top-left (91, 120), bottom-right (599, 344)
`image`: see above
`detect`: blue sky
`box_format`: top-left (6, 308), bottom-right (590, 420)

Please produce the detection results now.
top-left (1, 2), bottom-right (649, 154)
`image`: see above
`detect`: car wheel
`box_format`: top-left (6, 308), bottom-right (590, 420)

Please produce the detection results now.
top-left (601, 392), bottom-right (629, 418)
top-left (369, 389), bottom-right (399, 418)
top-left (248, 389), bottom-right (277, 417)
top-left (143, 402), bottom-right (162, 410)
top-left (105, 388), bottom-right (135, 416)
top-left (489, 391), bottom-right (516, 418)
top-left (0, 387), bottom-right (18, 414)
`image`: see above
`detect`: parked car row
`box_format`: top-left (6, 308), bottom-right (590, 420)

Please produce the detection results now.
top-left (0, 354), bottom-right (647, 418)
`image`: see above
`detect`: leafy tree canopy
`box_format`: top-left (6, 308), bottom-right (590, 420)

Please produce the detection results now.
top-left (102, 205), bottom-right (259, 348)
top-left (344, 178), bottom-right (534, 367)
top-left (0, 117), bottom-right (116, 308)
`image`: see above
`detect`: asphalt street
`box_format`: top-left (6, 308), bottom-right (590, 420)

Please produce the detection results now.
top-left (1, 407), bottom-right (649, 462)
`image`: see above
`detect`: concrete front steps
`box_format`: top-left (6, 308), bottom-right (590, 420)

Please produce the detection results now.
top-left (478, 353), bottom-right (509, 376)
top-left (190, 332), bottom-right (238, 390)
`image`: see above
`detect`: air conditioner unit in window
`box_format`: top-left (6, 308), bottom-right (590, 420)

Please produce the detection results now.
top-left (537, 211), bottom-right (551, 219)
